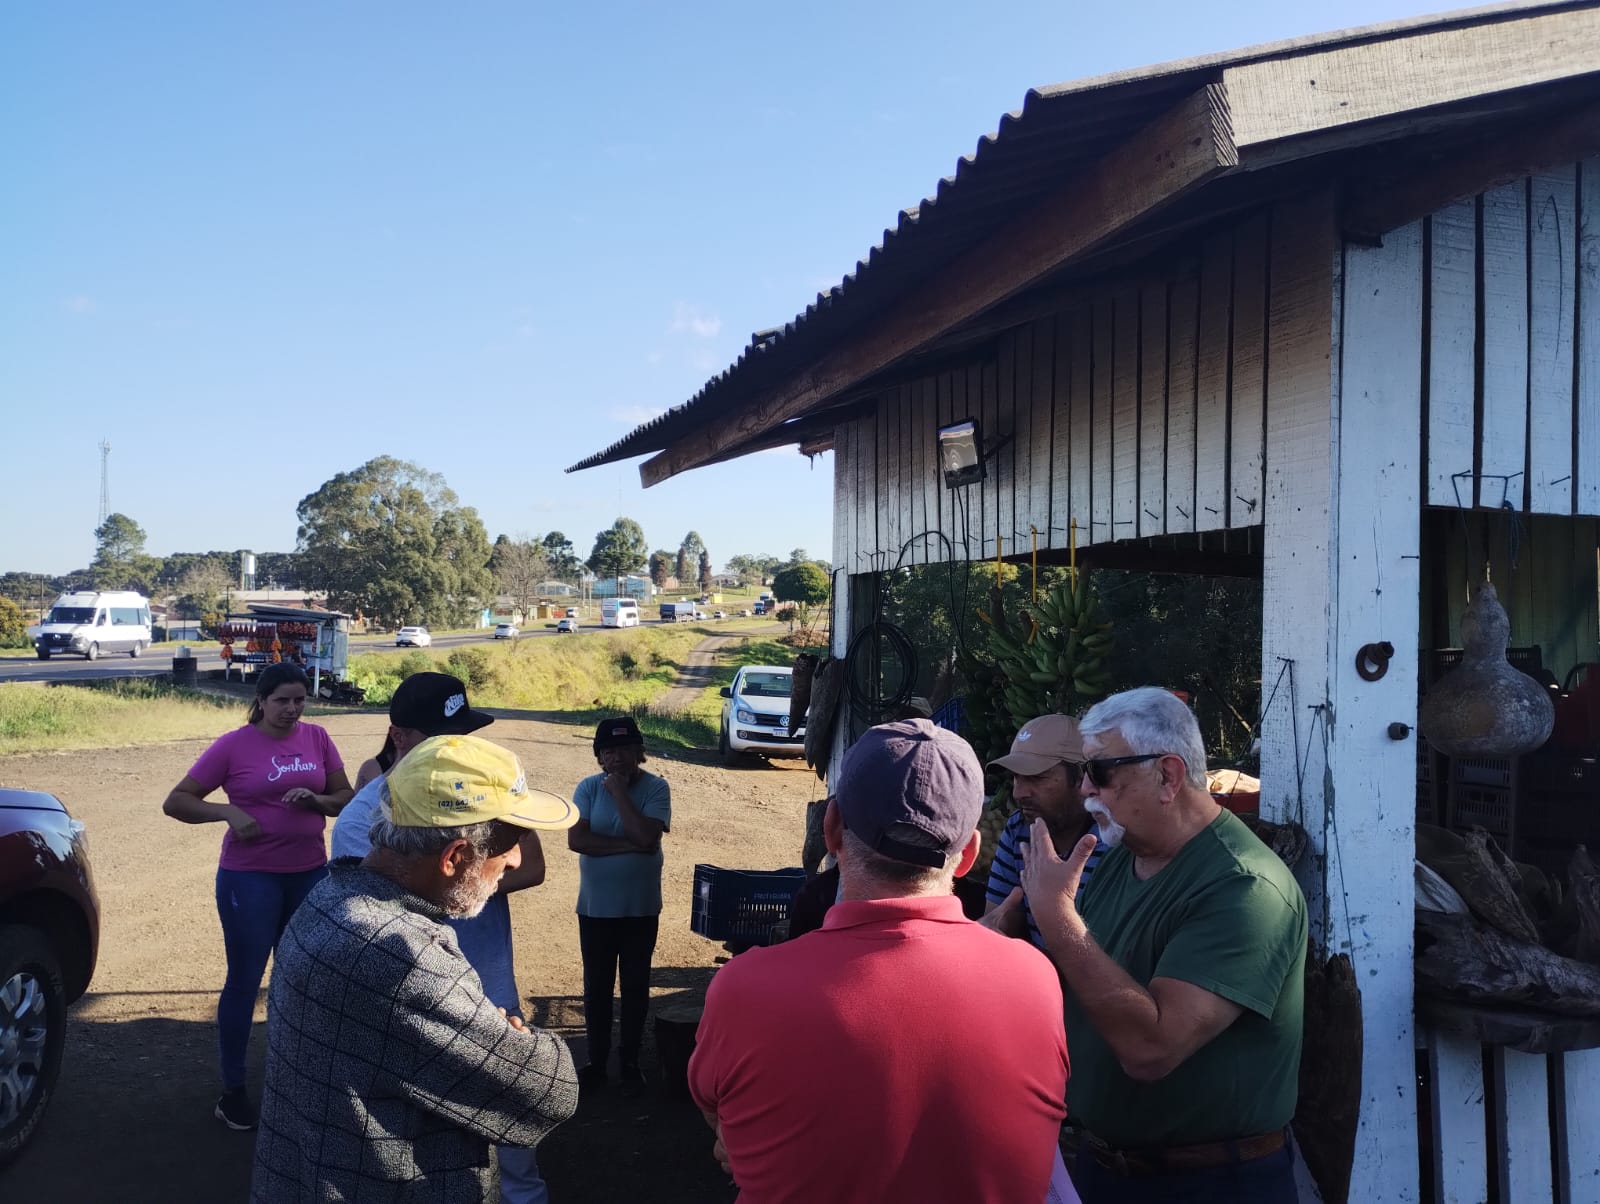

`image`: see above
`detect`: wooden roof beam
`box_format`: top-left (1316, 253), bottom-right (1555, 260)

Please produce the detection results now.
top-left (638, 82), bottom-right (1238, 487)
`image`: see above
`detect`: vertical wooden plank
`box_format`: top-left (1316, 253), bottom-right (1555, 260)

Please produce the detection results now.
top-left (1426, 1033), bottom-right (1491, 1204)
top-left (1029, 317), bottom-right (1054, 552)
top-left (1050, 311), bottom-right (1073, 550)
top-left (920, 376), bottom-right (937, 565)
top-left (1493, 1048), bottom-right (1555, 1204)
top-left (1167, 274), bottom-right (1199, 533)
top-left (967, 364), bottom-right (986, 561)
top-left (1195, 231), bottom-right (1233, 531)
top-left (1260, 191), bottom-right (1336, 832)
top-left (1529, 169), bottom-right (1578, 514)
top-left (857, 401), bottom-right (878, 574)
top-left (879, 388), bottom-right (897, 571)
top-left (1139, 283), bottom-right (1169, 538)
top-left (1429, 198), bottom-right (1479, 506)
top-left (1578, 157), bottom-right (1600, 516)
top-left (1069, 305), bottom-right (1093, 547)
top-left (833, 418), bottom-right (853, 581)
top-left (1001, 326), bottom-right (1023, 561)
top-left (966, 360), bottom-right (992, 563)
top-left (1480, 181), bottom-right (1530, 504)
top-left (1334, 219), bottom-right (1426, 1203)
top-left (1111, 289), bottom-right (1139, 541)
top-left (1091, 296), bottom-right (1115, 548)
top-left (1563, 1048), bottom-right (1600, 1204)
top-left (1231, 212), bottom-right (1270, 527)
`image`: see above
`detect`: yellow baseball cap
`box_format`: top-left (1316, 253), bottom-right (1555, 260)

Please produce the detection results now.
top-left (383, 734), bottom-right (578, 832)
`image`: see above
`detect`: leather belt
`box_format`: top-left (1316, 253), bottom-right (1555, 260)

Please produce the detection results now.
top-left (1080, 1128), bottom-right (1287, 1177)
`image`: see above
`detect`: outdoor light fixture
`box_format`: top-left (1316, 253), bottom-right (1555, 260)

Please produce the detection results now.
top-left (937, 418), bottom-right (985, 489)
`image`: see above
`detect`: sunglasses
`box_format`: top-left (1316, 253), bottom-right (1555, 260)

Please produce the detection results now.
top-left (1080, 753), bottom-right (1168, 789)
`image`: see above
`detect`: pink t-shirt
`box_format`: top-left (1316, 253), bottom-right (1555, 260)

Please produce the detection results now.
top-left (188, 723), bottom-right (344, 873)
top-left (689, 894), bottom-right (1069, 1204)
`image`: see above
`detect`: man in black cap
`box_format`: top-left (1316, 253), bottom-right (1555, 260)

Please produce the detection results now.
top-left (688, 719), bottom-right (1069, 1204)
top-left (330, 673), bottom-right (555, 1203)
top-left (568, 715), bottom-right (672, 1087)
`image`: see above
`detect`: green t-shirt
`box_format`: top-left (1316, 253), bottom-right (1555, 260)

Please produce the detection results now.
top-left (1066, 809), bottom-right (1307, 1147)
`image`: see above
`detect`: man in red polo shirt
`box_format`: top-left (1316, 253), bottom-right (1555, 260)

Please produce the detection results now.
top-left (689, 718), bottom-right (1070, 1204)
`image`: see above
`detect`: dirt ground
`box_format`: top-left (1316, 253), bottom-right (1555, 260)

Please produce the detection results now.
top-left (0, 708), bottom-right (823, 1202)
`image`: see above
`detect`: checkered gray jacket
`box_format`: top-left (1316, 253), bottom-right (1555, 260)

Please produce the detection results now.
top-left (250, 861), bottom-right (578, 1202)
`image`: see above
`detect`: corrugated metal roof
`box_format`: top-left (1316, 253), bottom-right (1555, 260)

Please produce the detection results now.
top-left (568, 1), bottom-right (1588, 474)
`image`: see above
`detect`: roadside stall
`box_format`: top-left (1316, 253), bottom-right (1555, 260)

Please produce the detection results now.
top-left (218, 603), bottom-right (363, 702)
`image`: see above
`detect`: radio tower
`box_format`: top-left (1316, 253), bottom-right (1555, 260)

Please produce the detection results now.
top-left (98, 440), bottom-right (111, 526)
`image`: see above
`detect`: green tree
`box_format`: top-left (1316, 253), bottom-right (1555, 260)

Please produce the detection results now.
top-left (648, 550), bottom-right (673, 589)
top-left (698, 548), bottom-right (713, 593)
top-left (587, 518), bottom-right (649, 582)
top-left (674, 547), bottom-right (689, 585)
top-left (295, 457), bottom-right (493, 628)
top-left (0, 572), bottom-right (56, 616)
top-left (773, 561), bottom-right (830, 611)
top-left (253, 551), bottom-right (301, 588)
top-left (540, 532), bottom-right (582, 581)
top-left (91, 513), bottom-right (159, 591)
top-left (172, 560), bottom-right (235, 619)
top-left (0, 597), bottom-right (29, 648)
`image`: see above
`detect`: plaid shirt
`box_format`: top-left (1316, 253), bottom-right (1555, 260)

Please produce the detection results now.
top-left (251, 860), bottom-right (578, 1203)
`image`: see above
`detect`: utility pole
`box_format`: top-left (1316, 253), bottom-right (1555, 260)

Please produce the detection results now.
top-left (98, 440), bottom-right (112, 525)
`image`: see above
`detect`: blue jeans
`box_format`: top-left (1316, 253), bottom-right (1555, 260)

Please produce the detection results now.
top-left (1073, 1140), bottom-right (1298, 1204)
top-left (214, 865), bottom-right (326, 1091)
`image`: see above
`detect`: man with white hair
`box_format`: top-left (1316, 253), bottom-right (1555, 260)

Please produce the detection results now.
top-left (1019, 687), bottom-right (1307, 1204)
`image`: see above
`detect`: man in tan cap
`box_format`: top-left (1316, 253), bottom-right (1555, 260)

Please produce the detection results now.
top-left (981, 713), bottom-right (1100, 948)
top-left (252, 734), bottom-right (581, 1203)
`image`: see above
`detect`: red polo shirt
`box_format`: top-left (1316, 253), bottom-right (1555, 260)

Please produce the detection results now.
top-left (689, 894), bottom-right (1068, 1204)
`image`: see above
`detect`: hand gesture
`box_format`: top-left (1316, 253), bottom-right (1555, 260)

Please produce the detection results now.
top-left (281, 787), bottom-right (319, 809)
top-left (978, 886), bottom-right (1027, 938)
top-left (1020, 818), bottom-right (1095, 941)
top-left (497, 1007), bottom-right (527, 1032)
top-left (712, 1123), bottom-right (732, 1175)
top-left (225, 807), bottom-right (263, 842)
top-left (602, 771), bottom-right (631, 800)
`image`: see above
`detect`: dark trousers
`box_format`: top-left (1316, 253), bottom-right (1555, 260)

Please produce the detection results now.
top-left (214, 865), bottom-right (327, 1090)
top-left (1073, 1142), bottom-right (1298, 1204)
top-left (577, 914), bottom-right (659, 1069)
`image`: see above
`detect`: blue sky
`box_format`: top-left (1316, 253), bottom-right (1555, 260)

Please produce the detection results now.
top-left (1, 0), bottom-right (1452, 576)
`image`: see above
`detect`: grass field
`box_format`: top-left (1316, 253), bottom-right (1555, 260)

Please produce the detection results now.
top-left (0, 679), bottom-right (245, 755)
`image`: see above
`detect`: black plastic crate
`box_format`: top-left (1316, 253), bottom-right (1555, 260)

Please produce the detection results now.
top-left (691, 864), bottom-right (807, 946)
top-left (1447, 784), bottom-right (1514, 840)
top-left (1450, 756), bottom-right (1516, 789)
top-left (1519, 790), bottom-right (1600, 846)
top-left (1424, 647), bottom-right (1543, 689)
top-left (1525, 755), bottom-right (1600, 797)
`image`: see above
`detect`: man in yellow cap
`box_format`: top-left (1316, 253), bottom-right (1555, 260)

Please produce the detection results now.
top-left (251, 734), bottom-right (581, 1204)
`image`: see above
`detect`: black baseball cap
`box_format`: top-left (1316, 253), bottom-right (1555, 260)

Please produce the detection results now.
top-left (389, 672), bottom-right (495, 737)
top-left (835, 719), bottom-right (984, 868)
top-left (593, 714), bottom-right (644, 752)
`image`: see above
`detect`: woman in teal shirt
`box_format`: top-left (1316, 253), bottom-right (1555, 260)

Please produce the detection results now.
top-left (568, 716), bottom-right (671, 1086)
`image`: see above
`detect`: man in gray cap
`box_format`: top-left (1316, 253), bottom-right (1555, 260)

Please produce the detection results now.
top-left (689, 719), bottom-right (1070, 1204)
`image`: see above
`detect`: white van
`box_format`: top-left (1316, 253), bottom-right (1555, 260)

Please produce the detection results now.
top-left (601, 598), bottom-right (640, 628)
top-left (34, 591), bottom-right (153, 661)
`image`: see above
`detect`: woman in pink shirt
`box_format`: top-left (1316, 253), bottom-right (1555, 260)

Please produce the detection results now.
top-left (162, 663), bottom-right (352, 1131)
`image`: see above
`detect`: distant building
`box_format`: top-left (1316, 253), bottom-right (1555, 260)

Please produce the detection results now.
top-left (592, 574), bottom-right (653, 599)
top-left (536, 581), bottom-right (577, 597)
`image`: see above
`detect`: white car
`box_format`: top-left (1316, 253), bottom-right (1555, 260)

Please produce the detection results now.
top-left (396, 625), bottom-right (432, 647)
top-left (556, 618), bottom-right (578, 634)
top-left (719, 665), bottom-right (805, 761)
top-left (713, 610), bottom-right (726, 620)
top-left (493, 623), bottom-right (519, 639)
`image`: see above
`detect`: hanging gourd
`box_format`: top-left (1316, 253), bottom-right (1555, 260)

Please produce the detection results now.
top-left (1420, 581), bottom-right (1554, 756)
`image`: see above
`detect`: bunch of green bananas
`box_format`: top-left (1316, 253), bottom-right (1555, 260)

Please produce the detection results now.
top-left (983, 571), bottom-right (1116, 725)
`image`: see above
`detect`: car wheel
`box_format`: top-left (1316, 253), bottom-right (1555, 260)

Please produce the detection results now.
top-left (719, 724), bottom-right (741, 766)
top-left (129, 641), bottom-right (145, 659)
top-left (84, 643), bottom-right (98, 662)
top-left (35, 650), bottom-right (49, 661)
top-left (0, 925), bottom-right (67, 1166)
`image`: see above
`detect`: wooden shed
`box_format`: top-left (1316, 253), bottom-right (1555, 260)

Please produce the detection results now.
top-left (573, 5), bottom-right (1600, 1199)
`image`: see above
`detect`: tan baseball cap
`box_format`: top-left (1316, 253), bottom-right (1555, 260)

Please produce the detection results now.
top-left (987, 714), bottom-right (1085, 777)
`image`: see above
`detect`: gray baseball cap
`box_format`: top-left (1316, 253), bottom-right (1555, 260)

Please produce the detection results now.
top-left (835, 719), bottom-right (984, 868)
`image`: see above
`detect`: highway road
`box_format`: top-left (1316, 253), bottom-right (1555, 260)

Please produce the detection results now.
top-left (0, 622), bottom-right (622, 686)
